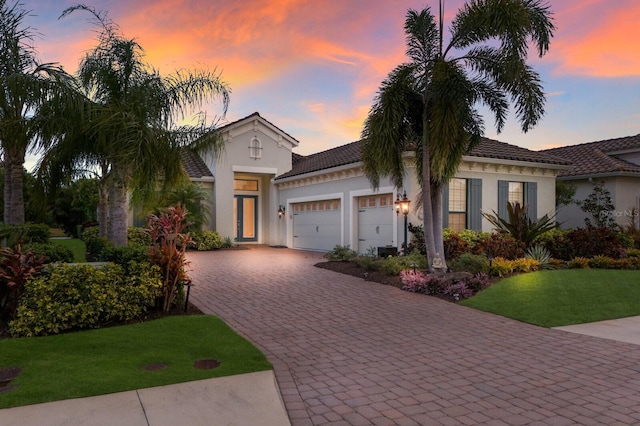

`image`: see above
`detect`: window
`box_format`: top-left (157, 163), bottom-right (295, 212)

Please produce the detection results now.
top-left (249, 136), bottom-right (262, 159)
top-left (234, 179), bottom-right (258, 191)
top-left (508, 182), bottom-right (524, 205)
top-left (448, 178), bottom-right (467, 232)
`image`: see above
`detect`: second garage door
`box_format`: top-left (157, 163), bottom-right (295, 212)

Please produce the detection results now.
top-left (357, 194), bottom-right (394, 254)
top-left (292, 199), bottom-right (341, 252)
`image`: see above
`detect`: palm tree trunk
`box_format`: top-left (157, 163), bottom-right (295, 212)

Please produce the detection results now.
top-left (431, 183), bottom-right (447, 268)
top-left (421, 147), bottom-right (438, 271)
top-left (97, 163), bottom-right (110, 238)
top-left (5, 149), bottom-right (26, 225)
top-left (108, 164), bottom-right (129, 246)
top-left (3, 155), bottom-right (11, 224)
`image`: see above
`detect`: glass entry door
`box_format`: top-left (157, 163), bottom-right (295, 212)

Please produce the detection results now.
top-left (234, 195), bottom-right (258, 242)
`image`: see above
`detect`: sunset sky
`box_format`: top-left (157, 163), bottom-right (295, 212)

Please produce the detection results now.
top-left (24, 0), bottom-right (640, 160)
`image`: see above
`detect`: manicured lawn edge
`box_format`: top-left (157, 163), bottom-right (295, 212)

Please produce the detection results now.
top-left (0, 315), bottom-right (271, 408)
top-left (460, 269), bottom-right (640, 328)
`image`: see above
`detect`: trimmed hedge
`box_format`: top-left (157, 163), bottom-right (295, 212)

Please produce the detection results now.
top-left (23, 243), bottom-right (74, 263)
top-left (9, 262), bottom-right (162, 337)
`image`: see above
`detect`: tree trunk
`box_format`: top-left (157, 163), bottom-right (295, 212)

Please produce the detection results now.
top-left (97, 177), bottom-right (109, 238)
top-left (421, 147), bottom-right (437, 271)
top-left (3, 155), bottom-right (11, 224)
top-left (5, 149), bottom-right (26, 225)
top-left (431, 183), bottom-right (447, 269)
top-left (108, 164), bottom-right (129, 246)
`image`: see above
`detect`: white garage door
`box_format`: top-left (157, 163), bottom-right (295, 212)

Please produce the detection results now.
top-left (292, 199), bottom-right (341, 252)
top-left (358, 194), bottom-right (394, 254)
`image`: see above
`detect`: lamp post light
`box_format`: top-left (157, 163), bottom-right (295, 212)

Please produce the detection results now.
top-left (395, 191), bottom-right (410, 254)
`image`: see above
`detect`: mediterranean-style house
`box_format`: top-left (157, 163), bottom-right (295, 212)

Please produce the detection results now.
top-left (174, 112), bottom-right (571, 253)
top-left (541, 134), bottom-right (640, 230)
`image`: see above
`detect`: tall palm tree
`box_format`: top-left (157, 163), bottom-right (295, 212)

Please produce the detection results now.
top-left (51, 5), bottom-right (230, 246)
top-left (0, 0), bottom-right (77, 225)
top-left (362, 0), bottom-right (554, 269)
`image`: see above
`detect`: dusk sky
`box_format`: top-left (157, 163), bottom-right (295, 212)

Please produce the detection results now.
top-left (24, 0), bottom-right (640, 163)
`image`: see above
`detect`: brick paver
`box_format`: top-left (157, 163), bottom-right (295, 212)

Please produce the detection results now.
top-left (188, 246), bottom-right (640, 425)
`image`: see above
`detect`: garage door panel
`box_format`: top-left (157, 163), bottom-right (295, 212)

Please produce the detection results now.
top-left (292, 200), bottom-right (341, 252)
top-left (358, 194), bottom-right (394, 253)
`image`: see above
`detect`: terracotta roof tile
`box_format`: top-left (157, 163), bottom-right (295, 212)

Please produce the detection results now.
top-left (541, 134), bottom-right (640, 177)
top-left (181, 148), bottom-right (213, 179)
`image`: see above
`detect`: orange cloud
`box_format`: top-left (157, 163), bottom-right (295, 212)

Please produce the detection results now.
top-left (551, 1), bottom-right (640, 77)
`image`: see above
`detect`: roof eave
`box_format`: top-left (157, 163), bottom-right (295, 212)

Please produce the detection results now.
top-left (557, 171), bottom-right (640, 180)
top-left (462, 155), bottom-right (573, 170)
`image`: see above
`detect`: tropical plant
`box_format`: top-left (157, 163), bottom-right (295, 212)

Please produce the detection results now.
top-left (145, 204), bottom-right (192, 312)
top-left (324, 245), bottom-right (357, 262)
top-left (361, 1), bottom-right (554, 270)
top-left (483, 202), bottom-right (557, 246)
top-left (525, 245), bottom-right (554, 270)
top-left (0, 244), bottom-right (46, 321)
top-left (0, 0), bottom-right (79, 225)
top-left (40, 5), bottom-right (230, 246)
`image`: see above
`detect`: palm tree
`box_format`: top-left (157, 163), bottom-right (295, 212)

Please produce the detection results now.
top-left (362, 0), bottom-right (554, 269)
top-left (50, 5), bottom-right (230, 246)
top-left (0, 0), bottom-right (77, 225)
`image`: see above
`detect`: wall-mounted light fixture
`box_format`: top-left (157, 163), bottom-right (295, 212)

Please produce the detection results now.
top-left (278, 205), bottom-right (286, 218)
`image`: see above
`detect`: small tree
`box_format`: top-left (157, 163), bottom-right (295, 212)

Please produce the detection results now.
top-left (579, 181), bottom-right (616, 229)
top-left (555, 181), bottom-right (576, 207)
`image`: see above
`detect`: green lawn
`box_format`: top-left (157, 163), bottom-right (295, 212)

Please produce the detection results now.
top-left (0, 315), bottom-right (271, 408)
top-left (50, 238), bottom-right (86, 262)
top-left (460, 269), bottom-right (640, 327)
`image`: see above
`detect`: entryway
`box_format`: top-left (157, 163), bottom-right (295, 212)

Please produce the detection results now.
top-left (234, 195), bottom-right (258, 242)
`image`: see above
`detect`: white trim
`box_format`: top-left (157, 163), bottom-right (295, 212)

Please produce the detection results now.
top-left (232, 165), bottom-right (278, 174)
top-left (190, 177), bottom-right (215, 183)
top-left (285, 192), bottom-right (344, 249)
top-left (349, 186), bottom-right (396, 249)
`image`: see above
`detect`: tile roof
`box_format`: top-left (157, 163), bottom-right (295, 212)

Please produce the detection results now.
top-left (275, 137), bottom-right (569, 180)
top-left (181, 148), bottom-right (213, 179)
top-left (541, 134), bottom-right (640, 178)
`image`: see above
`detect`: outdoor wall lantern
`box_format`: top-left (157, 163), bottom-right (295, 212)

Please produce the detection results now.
top-left (278, 205), bottom-right (286, 218)
top-left (395, 191), bottom-right (410, 253)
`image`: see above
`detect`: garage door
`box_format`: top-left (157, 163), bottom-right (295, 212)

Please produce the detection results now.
top-left (358, 194), bottom-right (394, 254)
top-left (292, 199), bottom-right (341, 252)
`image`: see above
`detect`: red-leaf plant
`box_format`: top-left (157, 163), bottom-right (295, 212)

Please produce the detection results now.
top-left (0, 244), bottom-right (47, 321)
top-left (145, 204), bottom-right (193, 312)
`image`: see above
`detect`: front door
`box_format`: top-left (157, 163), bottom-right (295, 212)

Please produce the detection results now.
top-left (234, 195), bottom-right (258, 242)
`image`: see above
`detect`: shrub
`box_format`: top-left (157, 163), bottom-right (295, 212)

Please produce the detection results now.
top-left (128, 227), bottom-right (152, 247)
top-left (406, 223), bottom-right (426, 256)
top-left (0, 245), bottom-right (47, 322)
top-left (587, 255), bottom-right (618, 269)
top-left (451, 253), bottom-right (489, 274)
top-left (81, 226), bottom-right (112, 261)
top-left (567, 257), bottom-right (590, 269)
top-left (565, 227), bottom-right (627, 259)
top-left (9, 262), bottom-right (162, 337)
top-left (353, 255), bottom-right (383, 272)
top-left (442, 282), bottom-right (474, 301)
top-left (443, 231), bottom-right (469, 261)
top-left (190, 230), bottom-right (224, 251)
top-left (462, 273), bottom-right (491, 293)
top-left (627, 248), bottom-right (640, 258)
top-left (475, 233), bottom-right (525, 260)
top-left (379, 250), bottom-right (429, 276)
top-left (23, 243), bottom-right (74, 263)
top-left (221, 236), bottom-right (234, 248)
top-left (549, 258), bottom-right (566, 269)
top-left (458, 229), bottom-right (488, 248)
top-left (401, 270), bottom-right (445, 295)
top-left (325, 245), bottom-right (357, 262)
top-left (534, 229), bottom-right (574, 260)
top-left (512, 258), bottom-right (540, 273)
top-left (489, 257), bottom-right (515, 277)
top-left (0, 223), bottom-right (50, 246)
top-left (100, 245), bottom-right (150, 270)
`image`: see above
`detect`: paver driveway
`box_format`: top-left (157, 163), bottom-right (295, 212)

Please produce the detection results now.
top-left (188, 246), bottom-right (640, 425)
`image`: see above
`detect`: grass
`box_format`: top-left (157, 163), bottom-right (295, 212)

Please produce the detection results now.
top-left (0, 315), bottom-right (271, 409)
top-left (460, 269), bottom-right (640, 328)
top-left (50, 238), bottom-right (87, 263)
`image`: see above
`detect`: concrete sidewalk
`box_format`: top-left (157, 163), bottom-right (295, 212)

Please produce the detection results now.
top-left (0, 370), bottom-right (291, 426)
top-left (554, 315), bottom-right (640, 345)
